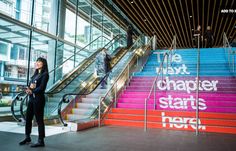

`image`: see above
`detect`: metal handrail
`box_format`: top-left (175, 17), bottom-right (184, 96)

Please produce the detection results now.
top-left (195, 32), bottom-right (201, 135)
top-left (58, 36), bottom-right (144, 126)
top-left (98, 36), bottom-right (152, 127)
top-left (169, 35), bottom-right (177, 65)
top-left (11, 92), bottom-right (27, 122)
top-left (4, 35), bottom-right (124, 94)
top-left (9, 35), bottom-right (126, 122)
top-left (46, 35), bottom-right (126, 94)
top-left (15, 45), bottom-right (124, 123)
top-left (223, 32), bottom-right (234, 72)
top-left (144, 52), bottom-right (169, 131)
top-left (144, 36), bottom-right (176, 131)
top-left (58, 73), bottom-right (110, 126)
top-left (48, 35), bottom-right (119, 75)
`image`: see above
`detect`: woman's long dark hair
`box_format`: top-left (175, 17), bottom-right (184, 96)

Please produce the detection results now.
top-left (32, 57), bottom-right (49, 77)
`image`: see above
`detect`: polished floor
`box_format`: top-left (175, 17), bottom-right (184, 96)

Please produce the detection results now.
top-left (0, 125), bottom-right (236, 151)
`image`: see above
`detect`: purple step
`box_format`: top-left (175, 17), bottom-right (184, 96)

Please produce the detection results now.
top-left (118, 76), bottom-right (236, 113)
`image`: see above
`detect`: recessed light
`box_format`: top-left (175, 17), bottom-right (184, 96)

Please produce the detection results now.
top-left (190, 16), bottom-right (192, 18)
top-left (144, 19), bottom-right (147, 22)
top-left (130, 1), bottom-right (134, 3)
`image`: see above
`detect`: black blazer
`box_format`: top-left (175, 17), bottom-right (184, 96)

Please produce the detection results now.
top-left (29, 72), bottom-right (49, 104)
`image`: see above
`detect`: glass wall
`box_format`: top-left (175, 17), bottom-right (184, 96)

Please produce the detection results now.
top-left (0, 0), bottom-right (32, 24)
top-left (33, 0), bottom-right (54, 33)
top-left (64, 9), bottom-right (76, 43)
top-left (76, 16), bottom-right (90, 47)
top-left (0, 0), bottom-right (134, 116)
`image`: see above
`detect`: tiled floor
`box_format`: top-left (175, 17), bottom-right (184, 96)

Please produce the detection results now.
top-left (0, 124), bottom-right (236, 151)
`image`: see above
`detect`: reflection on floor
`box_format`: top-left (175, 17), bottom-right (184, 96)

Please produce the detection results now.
top-left (0, 122), bottom-right (70, 136)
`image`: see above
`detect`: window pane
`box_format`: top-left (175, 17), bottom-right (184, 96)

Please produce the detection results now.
top-left (64, 9), bottom-right (76, 43)
top-left (76, 16), bottom-right (90, 47)
top-left (0, 42), bottom-right (8, 55)
top-left (0, 18), bottom-right (30, 116)
top-left (31, 32), bottom-right (55, 87)
top-left (0, 0), bottom-right (32, 25)
top-left (33, 0), bottom-right (58, 34)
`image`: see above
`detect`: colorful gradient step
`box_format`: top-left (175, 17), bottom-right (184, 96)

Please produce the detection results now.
top-left (104, 48), bottom-right (236, 134)
top-left (104, 109), bottom-right (236, 134)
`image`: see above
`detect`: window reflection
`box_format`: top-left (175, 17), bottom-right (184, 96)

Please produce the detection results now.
top-left (0, 0), bottom-right (130, 116)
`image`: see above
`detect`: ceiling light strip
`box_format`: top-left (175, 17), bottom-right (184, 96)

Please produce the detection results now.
top-left (141, 0), bottom-right (172, 46)
top-left (191, 0), bottom-right (196, 33)
top-left (151, 0), bottom-right (174, 40)
top-left (133, 0), bottom-right (169, 46)
top-left (116, 1), bottom-right (150, 36)
top-left (184, 0), bottom-right (194, 47)
top-left (202, 0), bottom-right (205, 48)
top-left (167, 0), bottom-right (185, 48)
top-left (120, 0), bottom-right (165, 47)
top-left (155, 0), bottom-right (183, 48)
top-left (212, 0), bottom-right (223, 46)
top-left (216, 0), bottom-right (233, 46)
top-left (161, 0), bottom-right (184, 48)
top-left (174, 0), bottom-right (189, 48)
top-left (145, 0), bottom-right (173, 46)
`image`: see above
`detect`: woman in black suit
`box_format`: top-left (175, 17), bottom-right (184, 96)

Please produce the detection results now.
top-left (19, 57), bottom-right (49, 147)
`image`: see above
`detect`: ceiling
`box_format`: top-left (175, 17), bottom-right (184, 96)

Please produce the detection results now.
top-left (113, 0), bottom-right (236, 48)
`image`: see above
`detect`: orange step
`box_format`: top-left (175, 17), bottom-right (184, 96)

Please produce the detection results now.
top-left (103, 119), bottom-right (236, 134)
top-left (107, 113), bottom-right (236, 127)
top-left (111, 108), bottom-right (236, 120)
top-left (105, 108), bottom-right (236, 134)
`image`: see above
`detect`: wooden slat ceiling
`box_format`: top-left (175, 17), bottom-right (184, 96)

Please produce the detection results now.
top-left (113, 0), bottom-right (236, 48)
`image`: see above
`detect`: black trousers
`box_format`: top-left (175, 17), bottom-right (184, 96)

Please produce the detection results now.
top-left (206, 40), bottom-right (213, 48)
top-left (25, 97), bottom-right (45, 139)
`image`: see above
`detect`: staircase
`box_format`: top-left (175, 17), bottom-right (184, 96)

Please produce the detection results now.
top-left (61, 48), bottom-right (136, 130)
top-left (104, 48), bottom-right (236, 134)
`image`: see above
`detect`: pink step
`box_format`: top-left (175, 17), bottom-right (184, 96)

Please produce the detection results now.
top-left (118, 99), bottom-right (236, 107)
top-left (125, 89), bottom-right (236, 94)
top-left (121, 92), bottom-right (236, 98)
top-left (118, 95), bottom-right (236, 103)
top-left (117, 103), bottom-right (236, 113)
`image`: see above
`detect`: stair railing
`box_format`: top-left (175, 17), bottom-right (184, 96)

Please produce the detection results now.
top-left (10, 35), bottom-right (125, 123)
top-left (144, 36), bottom-right (176, 131)
top-left (57, 35), bottom-right (145, 126)
top-left (194, 31), bottom-right (201, 135)
top-left (144, 52), bottom-right (169, 131)
top-left (169, 35), bottom-right (177, 64)
top-left (98, 37), bottom-right (153, 127)
top-left (223, 32), bottom-right (235, 73)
